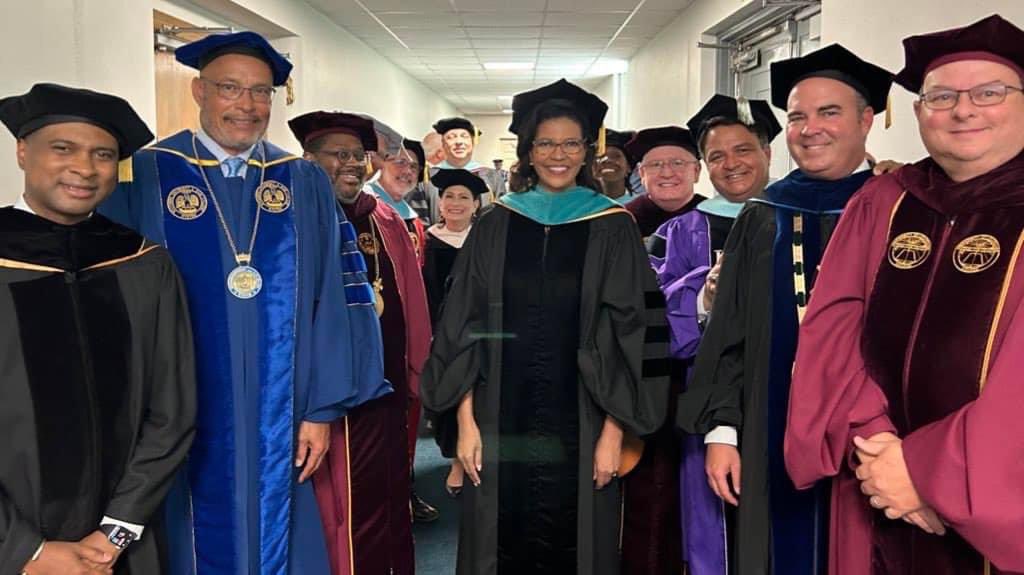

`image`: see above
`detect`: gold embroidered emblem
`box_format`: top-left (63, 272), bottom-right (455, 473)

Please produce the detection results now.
top-left (166, 185), bottom-right (208, 220)
top-left (953, 234), bottom-right (1000, 274)
top-left (255, 180), bottom-right (291, 213)
top-left (358, 232), bottom-right (379, 255)
top-left (888, 232), bottom-right (932, 270)
top-left (409, 231), bottom-right (421, 256)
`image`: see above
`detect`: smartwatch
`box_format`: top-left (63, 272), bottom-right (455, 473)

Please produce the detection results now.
top-left (99, 524), bottom-right (138, 550)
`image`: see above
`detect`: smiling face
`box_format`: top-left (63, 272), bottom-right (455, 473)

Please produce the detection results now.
top-left (304, 132), bottom-right (367, 202)
top-left (638, 145), bottom-right (700, 211)
top-left (442, 128), bottom-right (474, 165)
top-left (702, 123), bottom-right (772, 202)
top-left (17, 122), bottom-right (120, 225)
top-left (192, 53), bottom-right (273, 155)
top-left (785, 76), bottom-right (873, 180)
top-left (528, 117), bottom-right (586, 193)
top-left (439, 185), bottom-right (479, 228)
top-left (379, 148), bottom-right (420, 200)
top-left (915, 59), bottom-right (1024, 181)
top-left (593, 146), bottom-right (630, 184)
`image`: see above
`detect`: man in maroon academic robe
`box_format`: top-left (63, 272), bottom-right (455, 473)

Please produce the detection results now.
top-left (624, 129), bottom-right (706, 238)
top-left (784, 15), bottom-right (1024, 575)
top-left (289, 111), bottom-right (431, 575)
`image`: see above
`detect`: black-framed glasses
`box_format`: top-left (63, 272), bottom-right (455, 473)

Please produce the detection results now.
top-left (919, 82), bottom-right (1023, 110)
top-left (641, 158), bottom-right (699, 172)
top-left (532, 138), bottom-right (587, 156)
top-left (201, 78), bottom-right (276, 103)
top-left (314, 148), bottom-right (367, 164)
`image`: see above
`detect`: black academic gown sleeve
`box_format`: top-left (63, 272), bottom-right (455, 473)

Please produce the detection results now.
top-left (677, 203), bottom-right (774, 433)
top-left (0, 490), bottom-right (42, 572)
top-left (104, 253), bottom-right (197, 525)
top-left (580, 212), bottom-right (669, 437)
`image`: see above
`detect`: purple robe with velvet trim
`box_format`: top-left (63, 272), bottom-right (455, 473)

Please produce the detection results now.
top-left (786, 154), bottom-right (1024, 575)
top-left (622, 207), bottom-right (729, 572)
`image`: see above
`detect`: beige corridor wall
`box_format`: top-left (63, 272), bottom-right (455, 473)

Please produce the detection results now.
top-left (620, 0), bottom-right (1024, 198)
top-left (0, 0), bottom-right (457, 206)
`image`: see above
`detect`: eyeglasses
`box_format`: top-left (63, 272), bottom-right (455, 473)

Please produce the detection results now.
top-left (314, 148), bottom-right (366, 164)
top-left (641, 158), bottom-right (699, 172)
top-left (201, 78), bottom-right (276, 103)
top-left (532, 138), bottom-right (587, 156)
top-left (919, 82), bottom-right (1023, 110)
top-left (389, 157), bottom-right (421, 172)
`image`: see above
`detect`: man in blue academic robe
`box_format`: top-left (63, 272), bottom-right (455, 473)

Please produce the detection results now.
top-left (101, 31), bottom-right (387, 574)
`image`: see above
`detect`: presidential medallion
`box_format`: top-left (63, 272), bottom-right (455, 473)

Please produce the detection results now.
top-left (256, 180), bottom-right (292, 214)
top-left (888, 232), bottom-right (932, 270)
top-left (227, 265), bottom-right (263, 299)
top-left (953, 234), bottom-right (1000, 274)
top-left (166, 185), bottom-right (208, 220)
top-left (358, 232), bottom-right (379, 255)
top-left (408, 231), bottom-right (421, 257)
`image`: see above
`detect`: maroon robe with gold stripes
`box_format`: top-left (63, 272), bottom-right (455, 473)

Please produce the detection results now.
top-left (785, 154), bottom-right (1024, 575)
top-left (313, 192), bottom-right (431, 575)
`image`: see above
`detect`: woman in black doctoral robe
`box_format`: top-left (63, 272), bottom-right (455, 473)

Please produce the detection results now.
top-left (421, 79), bottom-right (670, 575)
top-left (421, 168), bottom-right (486, 494)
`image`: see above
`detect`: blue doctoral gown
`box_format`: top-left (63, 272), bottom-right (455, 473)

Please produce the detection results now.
top-left (101, 130), bottom-right (388, 574)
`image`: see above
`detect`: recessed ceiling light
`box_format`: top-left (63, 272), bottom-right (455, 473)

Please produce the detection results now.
top-left (502, 108), bottom-right (514, 114)
top-left (484, 62), bottom-right (535, 71)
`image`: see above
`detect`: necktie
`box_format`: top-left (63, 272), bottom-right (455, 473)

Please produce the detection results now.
top-left (223, 156), bottom-right (245, 178)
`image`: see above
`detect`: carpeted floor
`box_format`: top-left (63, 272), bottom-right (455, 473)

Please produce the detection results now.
top-left (413, 436), bottom-right (459, 574)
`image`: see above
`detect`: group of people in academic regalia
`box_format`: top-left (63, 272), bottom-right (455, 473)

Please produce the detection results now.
top-left (2, 11), bottom-right (1024, 575)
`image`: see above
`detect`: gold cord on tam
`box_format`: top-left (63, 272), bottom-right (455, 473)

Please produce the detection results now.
top-left (596, 125), bottom-right (606, 157)
top-left (885, 93), bottom-right (893, 129)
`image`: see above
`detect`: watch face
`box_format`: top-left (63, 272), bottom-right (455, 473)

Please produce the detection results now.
top-left (101, 525), bottom-right (137, 550)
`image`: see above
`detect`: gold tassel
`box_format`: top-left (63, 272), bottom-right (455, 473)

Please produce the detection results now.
top-left (885, 93), bottom-right (893, 129)
top-left (423, 165), bottom-right (430, 183)
top-left (596, 125), bottom-right (606, 157)
top-left (118, 158), bottom-right (133, 183)
top-left (473, 127), bottom-right (480, 147)
top-left (365, 159), bottom-right (374, 177)
top-left (286, 77), bottom-right (295, 106)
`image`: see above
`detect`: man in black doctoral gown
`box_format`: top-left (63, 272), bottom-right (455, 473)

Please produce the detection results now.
top-left (0, 84), bottom-right (196, 575)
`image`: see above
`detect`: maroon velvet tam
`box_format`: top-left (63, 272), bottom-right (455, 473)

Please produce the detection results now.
top-left (624, 126), bottom-right (699, 161)
top-left (287, 111), bottom-right (378, 152)
top-left (894, 14), bottom-right (1024, 92)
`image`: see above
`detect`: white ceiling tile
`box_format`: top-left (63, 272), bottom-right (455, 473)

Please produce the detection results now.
top-left (539, 38), bottom-right (609, 49)
top-left (361, 0), bottom-right (452, 10)
top-left (451, 0), bottom-right (549, 9)
top-left (473, 49), bottom-right (538, 60)
top-left (541, 26), bottom-right (618, 38)
top-left (376, 12), bottom-right (461, 27)
top-left (471, 38), bottom-right (539, 49)
top-left (464, 27), bottom-right (541, 39)
top-left (543, 12), bottom-right (630, 27)
top-left (459, 12), bottom-right (545, 26)
top-left (403, 37), bottom-right (474, 49)
top-left (625, 10), bottom-right (683, 29)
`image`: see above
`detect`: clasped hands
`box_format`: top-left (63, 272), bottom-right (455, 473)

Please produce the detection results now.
top-left (22, 532), bottom-right (120, 575)
top-left (853, 432), bottom-right (946, 536)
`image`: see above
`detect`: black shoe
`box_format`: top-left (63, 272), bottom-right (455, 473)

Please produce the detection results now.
top-left (444, 478), bottom-right (463, 498)
top-left (411, 491), bottom-right (439, 523)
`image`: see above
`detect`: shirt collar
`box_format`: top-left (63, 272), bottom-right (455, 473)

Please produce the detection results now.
top-left (14, 195), bottom-right (35, 214)
top-left (196, 127), bottom-right (256, 164)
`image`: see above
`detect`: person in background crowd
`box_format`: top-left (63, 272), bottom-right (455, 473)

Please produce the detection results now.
top-left (592, 128), bottom-right (637, 205)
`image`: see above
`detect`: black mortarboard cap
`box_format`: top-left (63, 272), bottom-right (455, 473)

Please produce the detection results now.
top-left (433, 117), bottom-right (477, 136)
top-left (894, 14), bottom-right (1024, 93)
top-left (288, 111), bottom-right (377, 152)
top-left (603, 129), bottom-right (637, 167)
top-left (403, 139), bottom-right (427, 183)
top-left (770, 44), bottom-right (893, 114)
top-left (624, 126), bottom-right (700, 161)
top-left (508, 79), bottom-right (608, 144)
top-left (686, 94), bottom-right (782, 146)
top-left (175, 31), bottom-right (292, 86)
top-left (0, 83), bottom-right (153, 159)
top-left (430, 168), bottom-right (489, 197)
